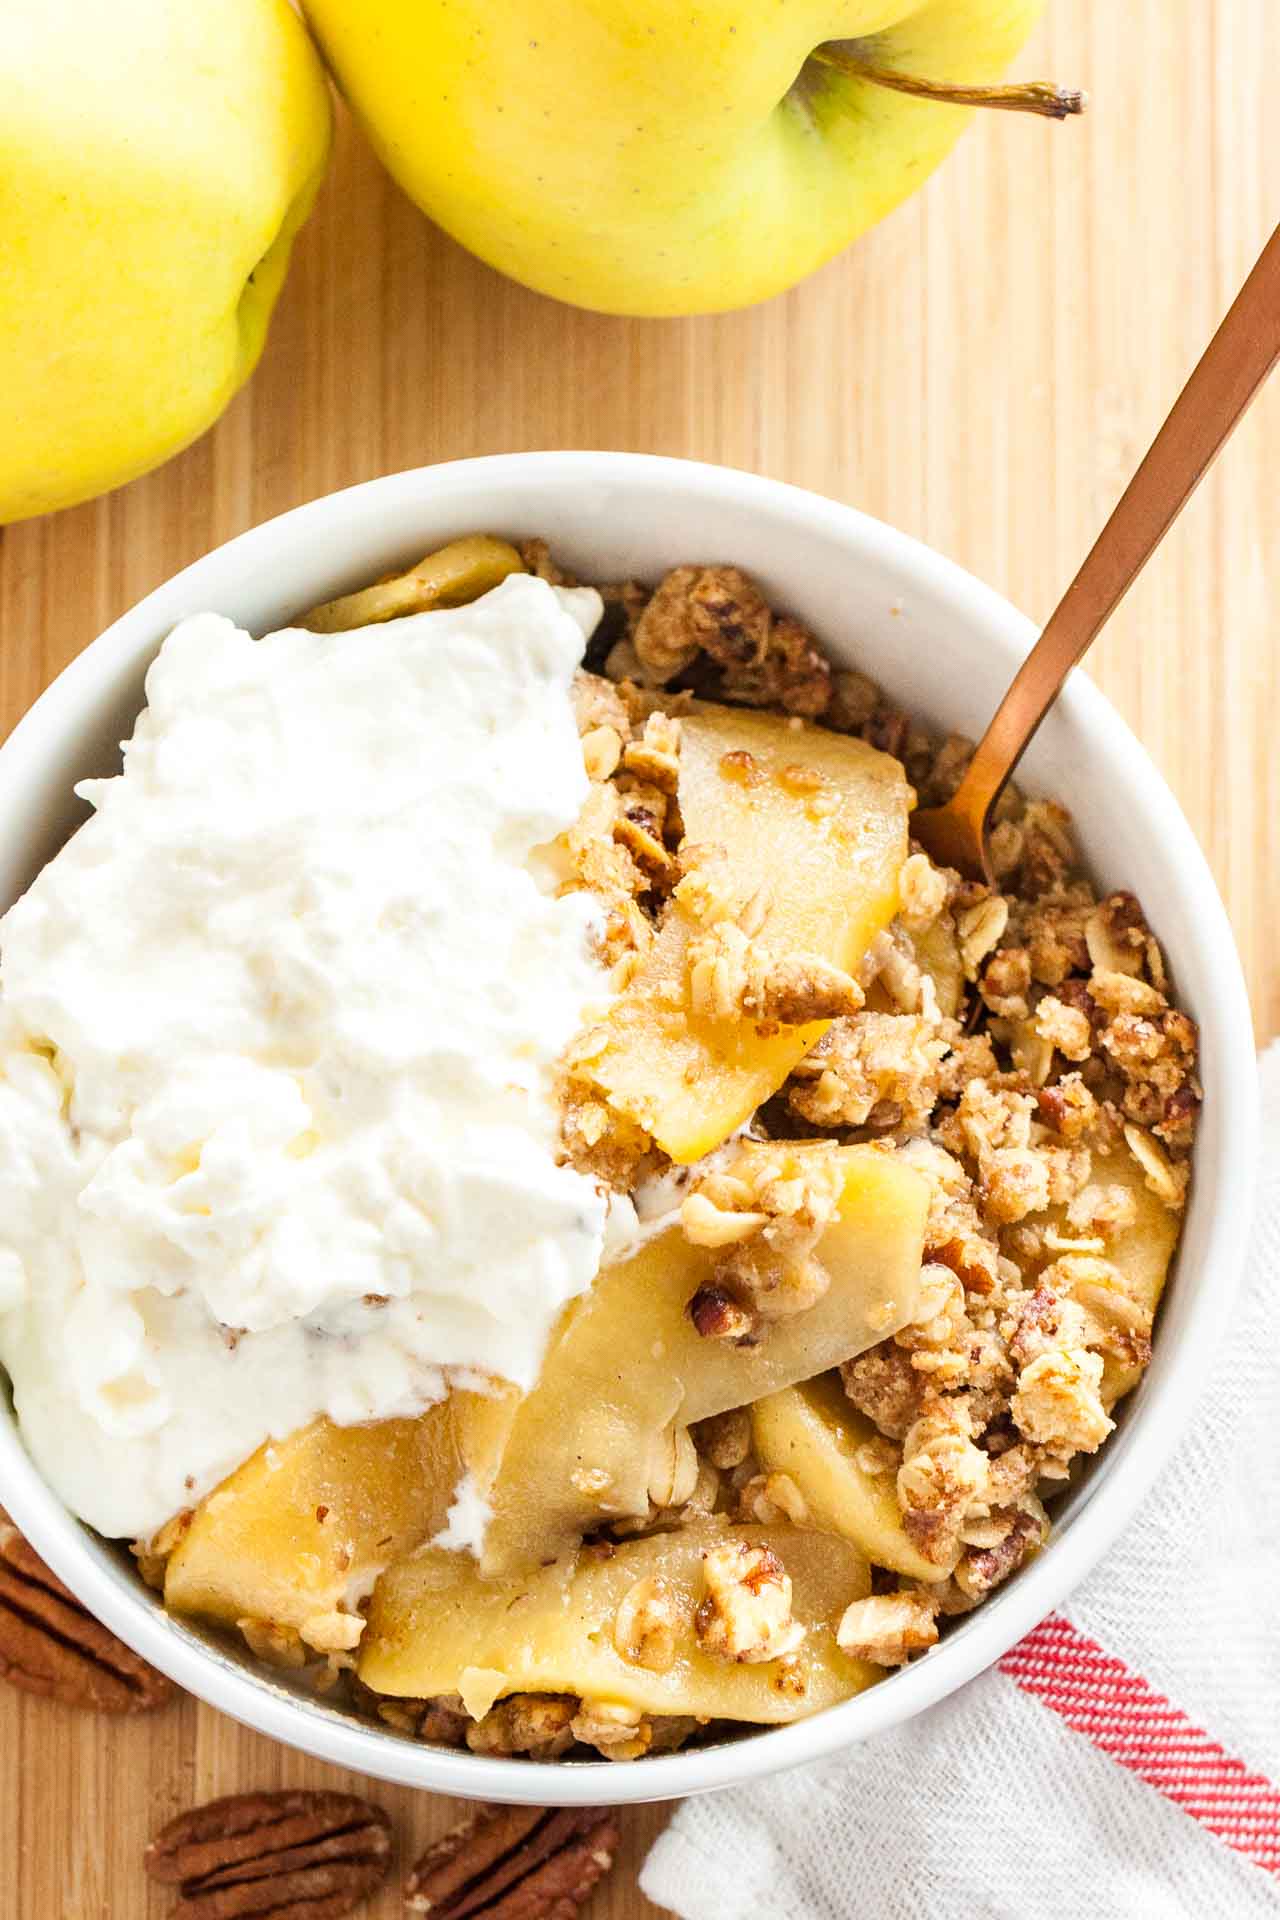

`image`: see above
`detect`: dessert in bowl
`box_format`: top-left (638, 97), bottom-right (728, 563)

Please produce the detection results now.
top-left (0, 454), bottom-right (1256, 1805)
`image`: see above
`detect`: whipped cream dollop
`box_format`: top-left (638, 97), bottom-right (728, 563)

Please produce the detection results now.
top-left (0, 573), bottom-right (614, 1538)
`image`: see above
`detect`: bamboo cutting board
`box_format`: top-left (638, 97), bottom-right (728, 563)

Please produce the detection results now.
top-left (1, 4), bottom-right (1277, 1914)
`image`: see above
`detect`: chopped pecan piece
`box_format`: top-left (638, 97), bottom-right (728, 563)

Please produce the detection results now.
top-left (1036, 1072), bottom-right (1098, 1142)
top-left (686, 566), bottom-right (773, 668)
top-left (695, 1539), bottom-right (804, 1663)
top-left (144, 1790), bottom-right (391, 1919)
top-left (405, 1804), bottom-right (619, 1917)
top-left (836, 1589), bottom-right (939, 1667)
top-left (689, 1283), bottom-right (756, 1342)
top-left (728, 614), bottom-right (832, 716)
top-left (0, 1519), bottom-right (173, 1713)
top-left (1159, 1081), bottom-right (1202, 1151)
top-left (953, 1506), bottom-right (1048, 1604)
top-left (631, 565), bottom-right (706, 681)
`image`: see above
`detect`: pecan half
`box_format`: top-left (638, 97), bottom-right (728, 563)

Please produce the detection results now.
top-left (405, 1803), bottom-right (619, 1918)
top-left (0, 1519), bottom-right (173, 1712)
top-left (144, 1790), bottom-right (392, 1919)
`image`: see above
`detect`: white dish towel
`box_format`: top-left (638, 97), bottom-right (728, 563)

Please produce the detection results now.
top-left (642, 1043), bottom-right (1280, 1920)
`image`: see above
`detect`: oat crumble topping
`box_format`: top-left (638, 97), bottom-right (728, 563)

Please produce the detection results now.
top-left (547, 554), bottom-right (1197, 1699)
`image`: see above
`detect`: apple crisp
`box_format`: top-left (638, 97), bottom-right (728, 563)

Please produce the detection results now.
top-left (134, 539), bottom-right (1199, 1763)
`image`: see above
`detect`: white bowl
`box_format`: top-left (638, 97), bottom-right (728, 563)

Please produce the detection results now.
top-left (0, 453), bottom-right (1258, 1807)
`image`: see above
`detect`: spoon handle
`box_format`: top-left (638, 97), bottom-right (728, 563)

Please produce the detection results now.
top-left (953, 219), bottom-right (1280, 832)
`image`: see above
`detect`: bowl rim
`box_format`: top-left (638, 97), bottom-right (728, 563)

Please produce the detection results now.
top-left (0, 450), bottom-right (1259, 1807)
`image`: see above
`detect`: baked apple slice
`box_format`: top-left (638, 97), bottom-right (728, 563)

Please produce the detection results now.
top-left (1039, 1143), bottom-right (1181, 1408)
top-left (480, 1144), bottom-right (929, 1575)
top-left (360, 1518), bottom-right (877, 1724)
top-left (163, 1389), bottom-right (517, 1652)
top-left (587, 705), bottom-right (909, 1162)
top-left (752, 1373), bottom-right (954, 1580)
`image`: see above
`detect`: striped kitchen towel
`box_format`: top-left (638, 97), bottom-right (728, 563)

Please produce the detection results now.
top-left (641, 1044), bottom-right (1280, 1920)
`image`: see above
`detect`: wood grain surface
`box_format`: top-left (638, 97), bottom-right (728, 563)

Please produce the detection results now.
top-left (1, 4), bottom-right (1277, 1915)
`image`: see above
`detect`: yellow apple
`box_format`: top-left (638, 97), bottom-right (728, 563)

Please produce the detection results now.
top-left (0, 0), bottom-right (332, 523)
top-left (301, 0), bottom-right (1053, 317)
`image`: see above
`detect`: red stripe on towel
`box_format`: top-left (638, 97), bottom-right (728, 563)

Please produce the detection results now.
top-left (1001, 1614), bottom-right (1280, 1874)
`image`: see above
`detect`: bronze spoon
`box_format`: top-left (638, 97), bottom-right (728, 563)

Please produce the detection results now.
top-left (913, 221), bottom-right (1280, 884)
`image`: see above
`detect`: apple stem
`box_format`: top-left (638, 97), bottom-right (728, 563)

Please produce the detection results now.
top-left (813, 47), bottom-right (1086, 120)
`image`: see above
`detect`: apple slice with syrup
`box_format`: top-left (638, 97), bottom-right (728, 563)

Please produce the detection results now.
top-left (164, 1143), bottom-right (927, 1640)
top-left (1033, 1137), bottom-right (1182, 1410)
top-left (479, 1143), bottom-right (928, 1576)
top-left (585, 702), bottom-right (911, 1164)
top-left (750, 1144), bottom-right (1184, 1581)
top-left (360, 1518), bottom-right (879, 1724)
top-left (163, 1390), bottom-right (517, 1650)
top-left (752, 1371), bottom-right (954, 1581)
